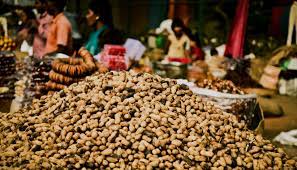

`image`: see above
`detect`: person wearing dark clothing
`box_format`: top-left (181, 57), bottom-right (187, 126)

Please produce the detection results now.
top-left (33, 0), bottom-right (53, 58)
top-left (84, 0), bottom-right (123, 55)
top-left (17, 8), bottom-right (37, 46)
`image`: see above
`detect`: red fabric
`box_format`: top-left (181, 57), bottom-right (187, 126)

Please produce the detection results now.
top-left (269, 0), bottom-right (293, 37)
top-left (191, 46), bottom-right (204, 60)
top-left (168, 57), bottom-right (192, 64)
top-left (224, 0), bottom-right (249, 59)
top-left (269, 7), bottom-right (285, 37)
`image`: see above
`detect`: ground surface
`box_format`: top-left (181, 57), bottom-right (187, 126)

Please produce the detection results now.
top-left (261, 95), bottom-right (297, 158)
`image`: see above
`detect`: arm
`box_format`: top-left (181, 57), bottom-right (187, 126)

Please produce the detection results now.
top-left (165, 35), bottom-right (172, 55)
top-left (165, 40), bottom-right (171, 55)
top-left (184, 38), bottom-right (191, 58)
top-left (184, 49), bottom-right (190, 58)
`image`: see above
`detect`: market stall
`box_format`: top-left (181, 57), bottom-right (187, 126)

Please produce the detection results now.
top-left (0, 0), bottom-right (296, 168)
top-left (0, 37), bottom-right (18, 112)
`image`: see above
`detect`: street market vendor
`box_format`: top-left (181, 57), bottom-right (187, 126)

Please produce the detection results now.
top-left (166, 18), bottom-right (191, 59)
top-left (84, 0), bottom-right (113, 56)
top-left (33, 0), bottom-right (53, 58)
top-left (16, 8), bottom-right (37, 47)
top-left (44, 0), bottom-right (72, 56)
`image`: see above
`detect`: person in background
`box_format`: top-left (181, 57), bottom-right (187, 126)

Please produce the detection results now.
top-left (16, 8), bottom-right (37, 46)
top-left (210, 47), bottom-right (219, 57)
top-left (84, 0), bottom-right (115, 56)
top-left (207, 47), bottom-right (228, 79)
top-left (45, 0), bottom-right (72, 56)
top-left (166, 18), bottom-right (191, 58)
top-left (33, 0), bottom-right (53, 58)
top-left (184, 27), bottom-right (204, 61)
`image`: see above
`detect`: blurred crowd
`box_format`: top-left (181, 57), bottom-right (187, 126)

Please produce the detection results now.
top-left (14, 0), bottom-right (123, 58)
top-left (1, 0), bottom-right (209, 63)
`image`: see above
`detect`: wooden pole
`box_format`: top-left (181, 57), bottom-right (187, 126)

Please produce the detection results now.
top-left (168, 0), bottom-right (175, 19)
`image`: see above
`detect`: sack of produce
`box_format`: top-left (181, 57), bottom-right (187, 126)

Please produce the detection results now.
top-left (178, 79), bottom-right (263, 131)
top-left (192, 88), bottom-right (262, 131)
top-left (263, 65), bottom-right (281, 77)
top-left (259, 73), bottom-right (279, 90)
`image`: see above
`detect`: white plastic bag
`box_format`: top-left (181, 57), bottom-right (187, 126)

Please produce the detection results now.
top-left (124, 38), bottom-right (146, 61)
top-left (177, 79), bottom-right (263, 130)
top-left (274, 130), bottom-right (297, 146)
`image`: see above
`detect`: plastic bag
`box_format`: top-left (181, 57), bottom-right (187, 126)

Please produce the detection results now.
top-left (100, 45), bottom-right (127, 71)
top-left (177, 80), bottom-right (263, 131)
top-left (274, 130), bottom-right (297, 146)
top-left (279, 78), bottom-right (297, 96)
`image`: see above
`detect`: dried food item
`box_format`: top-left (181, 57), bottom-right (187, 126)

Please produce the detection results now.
top-left (0, 71), bottom-right (296, 169)
top-left (31, 58), bottom-right (53, 97)
top-left (0, 52), bottom-right (16, 76)
top-left (14, 79), bottom-right (26, 98)
top-left (52, 48), bottom-right (98, 78)
top-left (48, 48), bottom-right (107, 91)
top-left (0, 76), bottom-right (16, 99)
top-left (78, 47), bottom-right (97, 71)
top-left (197, 78), bottom-right (246, 94)
top-left (52, 58), bottom-right (90, 77)
top-left (0, 52), bottom-right (16, 98)
top-left (46, 81), bottom-right (66, 91)
top-left (48, 70), bottom-right (80, 85)
top-left (0, 37), bottom-right (16, 52)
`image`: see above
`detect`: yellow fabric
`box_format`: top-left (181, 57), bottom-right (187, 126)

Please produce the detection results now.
top-left (167, 34), bottom-right (190, 58)
top-left (0, 17), bottom-right (8, 37)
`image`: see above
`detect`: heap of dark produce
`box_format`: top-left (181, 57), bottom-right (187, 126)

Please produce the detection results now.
top-left (0, 72), bottom-right (296, 169)
top-left (0, 52), bottom-right (16, 98)
top-left (197, 79), bottom-right (246, 95)
top-left (31, 58), bottom-right (52, 97)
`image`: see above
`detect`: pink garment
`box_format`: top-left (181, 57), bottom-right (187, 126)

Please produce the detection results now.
top-left (33, 12), bottom-right (53, 58)
top-left (224, 0), bottom-right (249, 59)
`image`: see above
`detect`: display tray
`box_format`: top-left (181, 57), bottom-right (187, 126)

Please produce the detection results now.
top-left (153, 61), bottom-right (188, 79)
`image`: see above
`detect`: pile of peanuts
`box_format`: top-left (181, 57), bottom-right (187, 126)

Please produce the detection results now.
top-left (197, 79), bottom-right (246, 95)
top-left (0, 71), bottom-right (296, 169)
